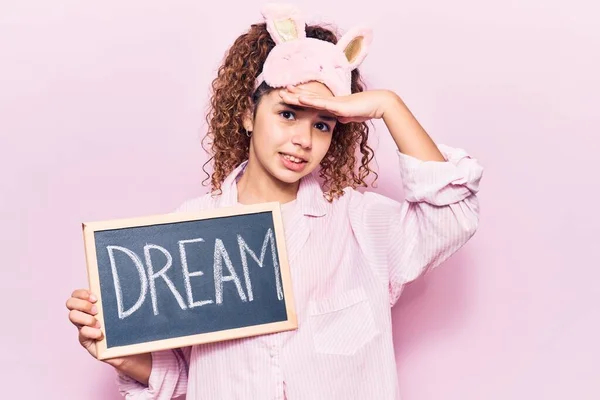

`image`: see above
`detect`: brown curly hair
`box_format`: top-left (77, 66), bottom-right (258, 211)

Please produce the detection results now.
top-left (202, 22), bottom-right (377, 201)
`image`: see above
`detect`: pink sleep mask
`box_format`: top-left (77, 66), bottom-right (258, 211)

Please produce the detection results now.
top-left (254, 3), bottom-right (373, 96)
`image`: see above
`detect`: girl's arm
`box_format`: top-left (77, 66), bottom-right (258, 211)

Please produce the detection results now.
top-left (116, 348), bottom-right (190, 399)
top-left (380, 91), bottom-right (446, 162)
top-left (279, 86), bottom-right (484, 306)
top-left (111, 353), bottom-right (152, 385)
top-left (346, 141), bottom-right (482, 305)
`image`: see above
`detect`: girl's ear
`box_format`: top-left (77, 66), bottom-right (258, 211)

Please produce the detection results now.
top-left (261, 3), bottom-right (306, 44)
top-left (337, 27), bottom-right (373, 70)
top-left (242, 105), bottom-right (254, 133)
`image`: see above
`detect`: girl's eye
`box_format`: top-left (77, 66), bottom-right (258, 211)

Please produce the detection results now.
top-left (280, 111), bottom-right (295, 120)
top-left (315, 122), bottom-right (331, 132)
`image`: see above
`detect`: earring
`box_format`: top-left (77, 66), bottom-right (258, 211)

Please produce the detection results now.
top-left (245, 129), bottom-right (252, 138)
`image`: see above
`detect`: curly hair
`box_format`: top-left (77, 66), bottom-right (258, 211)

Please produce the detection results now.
top-left (202, 22), bottom-right (377, 201)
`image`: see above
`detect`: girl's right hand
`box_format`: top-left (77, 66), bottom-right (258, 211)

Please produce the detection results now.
top-left (66, 289), bottom-right (125, 368)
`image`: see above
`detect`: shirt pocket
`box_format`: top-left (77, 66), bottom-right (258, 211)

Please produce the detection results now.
top-left (308, 286), bottom-right (380, 356)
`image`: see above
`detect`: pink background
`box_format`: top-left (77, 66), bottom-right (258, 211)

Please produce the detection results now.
top-left (1, 0), bottom-right (598, 398)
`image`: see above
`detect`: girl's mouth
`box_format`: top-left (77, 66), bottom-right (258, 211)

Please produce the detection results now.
top-left (279, 152), bottom-right (308, 172)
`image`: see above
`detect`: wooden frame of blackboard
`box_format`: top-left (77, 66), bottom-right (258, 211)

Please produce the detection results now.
top-left (82, 202), bottom-right (297, 360)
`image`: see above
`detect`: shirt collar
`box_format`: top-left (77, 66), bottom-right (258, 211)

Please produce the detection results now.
top-left (218, 160), bottom-right (329, 217)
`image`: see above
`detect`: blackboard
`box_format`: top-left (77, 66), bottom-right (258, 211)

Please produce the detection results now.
top-left (82, 202), bottom-right (297, 360)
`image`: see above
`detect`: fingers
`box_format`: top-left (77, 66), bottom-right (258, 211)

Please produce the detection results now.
top-left (66, 297), bottom-right (98, 314)
top-left (69, 309), bottom-right (100, 328)
top-left (79, 325), bottom-right (104, 341)
top-left (279, 86), bottom-right (321, 103)
top-left (279, 89), bottom-right (336, 112)
top-left (283, 85), bottom-right (338, 103)
top-left (67, 289), bottom-right (101, 338)
top-left (70, 289), bottom-right (98, 302)
top-left (285, 84), bottom-right (301, 93)
top-left (278, 89), bottom-right (305, 107)
top-left (297, 96), bottom-right (332, 110)
top-left (285, 84), bottom-right (312, 95)
top-left (66, 290), bottom-right (98, 315)
top-left (67, 289), bottom-right (103, 358)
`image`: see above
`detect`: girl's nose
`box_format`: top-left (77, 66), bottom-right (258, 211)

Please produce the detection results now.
top-left (291, 123), bottom-right (312, 149)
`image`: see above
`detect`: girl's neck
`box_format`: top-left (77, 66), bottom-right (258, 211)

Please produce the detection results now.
top-left (236, 159), bottom-right (299, 205)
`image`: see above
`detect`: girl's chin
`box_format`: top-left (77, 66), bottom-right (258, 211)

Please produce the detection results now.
top-left (270, 164), bottom-right (313, 185)
top-left (271, 169), bottom-right (304, 184)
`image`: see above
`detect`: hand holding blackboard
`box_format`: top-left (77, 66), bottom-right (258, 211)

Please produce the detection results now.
top-left (65, 289), bottom-right (110, 358)
top-left (65, 288), bottom-right (153, 383)
top-left (81, 202), bottom-right (297, 360)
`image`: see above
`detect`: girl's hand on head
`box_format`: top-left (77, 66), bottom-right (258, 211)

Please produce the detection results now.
top-left (279, 85), bottom-right (400, 124)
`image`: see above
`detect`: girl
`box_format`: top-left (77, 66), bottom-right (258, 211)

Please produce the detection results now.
top-left (66, 3), bottom-right (483, 399)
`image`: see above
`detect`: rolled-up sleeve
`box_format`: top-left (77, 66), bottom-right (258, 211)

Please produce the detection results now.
top-left (348, 143), bottom-right (483, 306)
top-left (115, 348), bottom-right (190, 399)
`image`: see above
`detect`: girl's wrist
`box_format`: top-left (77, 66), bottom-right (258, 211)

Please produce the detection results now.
top-left (380, 90), bottom-right (405, 120)
top-left (104, 356), bottom-right (126, 369)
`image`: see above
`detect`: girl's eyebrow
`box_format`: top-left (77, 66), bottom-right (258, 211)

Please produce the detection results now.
top-left (277, 101), bottom-right (337, 122)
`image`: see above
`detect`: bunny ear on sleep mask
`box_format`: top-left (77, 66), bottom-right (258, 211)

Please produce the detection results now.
top-left (254, 3), bottom-right (372, 96)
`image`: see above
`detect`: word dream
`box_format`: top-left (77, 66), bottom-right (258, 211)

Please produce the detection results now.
top-left (106, 228), bottom-right (283, 319)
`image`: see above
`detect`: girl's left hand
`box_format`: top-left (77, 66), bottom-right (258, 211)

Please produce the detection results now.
top-left (278, 85), bottom-right (398, 124)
